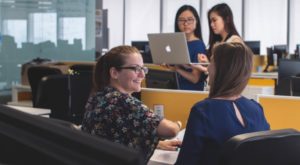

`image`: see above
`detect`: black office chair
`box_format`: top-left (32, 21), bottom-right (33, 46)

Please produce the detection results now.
top-left (290, 76), bottom-right (300, 96)
top-left (27, 66), bottom-right (62, 107)
top-left (218, 129), bottom-right (300, 165)
top-left (35, 75), bottom-right (69, 121)
top-left (69, 63), bottom-right (94, 74)
top-left (68, 70), bottom-right (93, 125)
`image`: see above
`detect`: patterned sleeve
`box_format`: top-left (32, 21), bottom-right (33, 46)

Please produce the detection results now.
top-left (128, 97), bottom-right (162, 138)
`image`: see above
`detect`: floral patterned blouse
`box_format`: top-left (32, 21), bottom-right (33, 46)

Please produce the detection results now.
top-left (81, 86), bottom-right (162, 163)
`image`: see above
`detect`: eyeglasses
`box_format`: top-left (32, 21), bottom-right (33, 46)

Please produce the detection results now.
top-left (117, 65), bottom-right (149, 74)
top-left (177, 18), bottom-right (195, 25)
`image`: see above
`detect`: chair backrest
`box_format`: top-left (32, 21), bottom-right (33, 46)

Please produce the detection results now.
top-left (35, 71), bottom-right (93, 124)
top-left (35, 74), bottom-right (69, 120)
top-left (69, 64), bottom-right (94, 74)
top-left (69, 70), bottom-right (93, 124)
top-left (218, 129), bottom-right (300, 165)
top-left (290, 76), bottom-right (300, 96)
top-left (27, 66), bottom-right (62, 107)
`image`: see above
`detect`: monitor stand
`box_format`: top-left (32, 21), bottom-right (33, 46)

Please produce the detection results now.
top-left (263, 64), bottom-right (270, 72)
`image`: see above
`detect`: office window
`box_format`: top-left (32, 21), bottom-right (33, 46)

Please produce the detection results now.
top-left (162, 0), bottom-right (200, 33)
top-left (201, 0), bottom-right (242, 46)
top-left (59, 17), bottom-right (86, 49)
top-left (0, 0), bottom-right (95, 92)
top-left (289, 0), bottom-right (300, 53)
top-left (103, 0), bottom-right (124, 48)
top-left (124, 0), bottom-right (160, 45)
top-left (29, 13), bottom-right (57, 45)
top-left (2, 20), bottom-right (27, 48)
top-left (244, 0), bottom-right (287, 54)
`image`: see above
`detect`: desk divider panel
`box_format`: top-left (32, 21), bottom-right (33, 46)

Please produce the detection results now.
top-left (258, 94), bottom-right (300, 130)
top-left (248, 78), bottom-right (276, 86)
top-left (141, 88), bottom-right (208, 128)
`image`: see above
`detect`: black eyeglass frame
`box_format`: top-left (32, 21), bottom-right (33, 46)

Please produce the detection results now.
top-left (116, 65), bottom-right (149, 74)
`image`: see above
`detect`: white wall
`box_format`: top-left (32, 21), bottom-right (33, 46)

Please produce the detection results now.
top-left (103, 0), bottom-right (299, 55)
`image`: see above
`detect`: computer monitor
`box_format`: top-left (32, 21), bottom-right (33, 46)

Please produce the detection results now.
top-left (295, 44), bottom-right (300, 58)
top-left (145, 69), bottom-right (179, 89)
top-left (264, 47), bottom-right (274, 72)
top-left (264, 45), bottom-right (287, 72)
top-left (273, 45), bottom-right (287, 65)
top-left (244, 41), bottom-right (260, 55)
top-left (131, 41), bottom-right (153, 63)
top-left (276, 59), bottom-right (300, 96)
top-left (0, 105), bottom-right (143, 165)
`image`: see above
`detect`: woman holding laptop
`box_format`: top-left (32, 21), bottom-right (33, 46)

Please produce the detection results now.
top-left (169, 5), bottom-right (207, 91)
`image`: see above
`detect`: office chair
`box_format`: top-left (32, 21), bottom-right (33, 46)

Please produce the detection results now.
top-left (27, 66), bottom-right (62, 107)
top-left (69, 63), bottom-right (94, 74)
top-left (218, 129), bottom-right (300, 165)
top-left (35, 75), bottom-right (69, 121)
top-left (68, 70), bottom-right (93, 125)
top-left (290, 76), bottom-right (300, 96)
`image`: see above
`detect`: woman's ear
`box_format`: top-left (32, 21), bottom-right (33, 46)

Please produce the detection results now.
top-left (110, 67), bottom-right (119, 80)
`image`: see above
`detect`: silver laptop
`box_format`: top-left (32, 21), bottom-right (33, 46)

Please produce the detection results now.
top-left (148, 32), bottom-right (191, 64)
top-left (148, 32), bottom-right (210, 65)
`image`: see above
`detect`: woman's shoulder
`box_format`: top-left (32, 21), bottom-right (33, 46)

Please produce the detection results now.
top-left (226, 35), bottom-right (243, 43)
top-left (192, 98), bottom-right (215, 112)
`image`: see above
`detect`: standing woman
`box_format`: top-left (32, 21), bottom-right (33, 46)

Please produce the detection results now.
top-left (172, 5), bottom-right (207, 91)
top-left (207, 3), bottom-right (243, 58)
top-left (81, 46), bottom-right (182, 163)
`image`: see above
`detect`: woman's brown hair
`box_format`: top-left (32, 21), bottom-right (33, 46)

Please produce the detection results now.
top-left (93, 45), bottom-right (140, 91)
top-left (208, 42), bottom-right (253, 98)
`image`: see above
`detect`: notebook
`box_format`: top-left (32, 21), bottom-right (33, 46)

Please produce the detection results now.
top-left (147, 32), bottom-right (209, 65)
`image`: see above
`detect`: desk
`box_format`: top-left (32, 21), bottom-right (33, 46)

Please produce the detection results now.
top-left (8, 84), bottom-right (32, 107)
top-left (148, 150), bottom-right (178, 165)
top-left (251, 72), bottom-right (278, 79)
top-left (249, 72), bottom-right (277, 86)
top-left (5, 105), bottom-right (50, 116)
top-left (148, 129), bottom-right (185, 165)
top-left (243, 85), bottom-right (274, 101)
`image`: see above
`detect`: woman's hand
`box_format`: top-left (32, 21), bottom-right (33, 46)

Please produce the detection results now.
top-left (198, 53), bottom-right (209, 62)
top-left (157, 139), bottom-right (182, 151)
top-left (191, 64), bottom-right (208, 72)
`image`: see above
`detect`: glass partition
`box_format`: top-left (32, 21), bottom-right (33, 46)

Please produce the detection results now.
top-left (0, 0), bottom-right (95, 91)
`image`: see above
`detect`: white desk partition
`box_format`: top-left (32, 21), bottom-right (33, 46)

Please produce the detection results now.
top-left (5, 105), bottom-right (50, 116)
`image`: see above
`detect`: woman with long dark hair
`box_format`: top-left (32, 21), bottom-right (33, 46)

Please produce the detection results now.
top-left (171, 5), bottom-right (207, 91)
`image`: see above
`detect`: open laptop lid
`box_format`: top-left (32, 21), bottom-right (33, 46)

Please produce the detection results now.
top-left (148, 32), bottom-right (191, 64)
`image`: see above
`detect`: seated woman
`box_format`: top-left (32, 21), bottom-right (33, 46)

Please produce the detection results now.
top-left (81, 45), bottom-right (182, 163)
top-left (175, 43), bottom-right (270, 165)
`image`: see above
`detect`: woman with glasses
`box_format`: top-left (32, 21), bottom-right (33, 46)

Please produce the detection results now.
top-left (81, 45), bottom-right (182, 163)
top-left (167, 5), bottom-right (207, 91)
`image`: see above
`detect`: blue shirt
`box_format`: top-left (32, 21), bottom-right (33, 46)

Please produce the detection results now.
top-left (175, 96), bottom-right (270, 165)
top-left (178, 40), bottom-right (206, 91)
